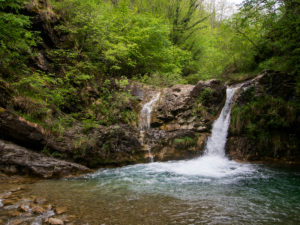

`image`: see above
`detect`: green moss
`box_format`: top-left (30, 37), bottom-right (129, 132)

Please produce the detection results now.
top-left (173, 136), bottom-right (198, 149)
top-left (231, 95), bottom-right (299, 155)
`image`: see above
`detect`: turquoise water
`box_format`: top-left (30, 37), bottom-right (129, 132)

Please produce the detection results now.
top-left (28, 160), bottom-right (300, 225)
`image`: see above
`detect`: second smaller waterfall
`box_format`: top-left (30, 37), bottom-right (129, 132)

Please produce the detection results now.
top-left (139, 92), bottom-right (161, 130)
top-left (139, 92), bottom-right (161, 162)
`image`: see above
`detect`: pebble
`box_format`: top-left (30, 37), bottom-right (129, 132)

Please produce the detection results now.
top-left (34, 197), bottom-right (46, 204)
top-left (32, 205), bottom-right (46, 214)
top-left (47, 217), bottom-right (64, 225)
top-left (0, 191), bottom-right (12, 199)
top-left (2, 199), bottom-right (15, 206)
top-left (19, 204), bottom-right (31, 212)
top-left (0, 185), bottom-right (78, 225)
top-left (43, 204), bottom-right (53, 210)
top-left (7, 210), bottom-right (22, 217)
top-left (10, 219), bottom-right (24, 225)
top-left (10, 186), bottom-right (25, 192)
top-left (55, 206), bottom-right (67, 215)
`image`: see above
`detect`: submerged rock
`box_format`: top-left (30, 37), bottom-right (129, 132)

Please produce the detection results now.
top-left (47, 217), bottom-right (64, 225)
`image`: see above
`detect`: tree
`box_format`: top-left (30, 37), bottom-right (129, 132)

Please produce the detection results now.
top-left (0, 0), bottom-right (38, 78)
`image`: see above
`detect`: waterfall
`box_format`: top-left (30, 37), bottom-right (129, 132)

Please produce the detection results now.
top-left (139, 92), bottom-right (161, 130)
top-left (139, 92), bottom-right (161, 162)
top-left (204, 87), bottom-right (238, 156)
top-left (149, 86), bottom-right (243, 177)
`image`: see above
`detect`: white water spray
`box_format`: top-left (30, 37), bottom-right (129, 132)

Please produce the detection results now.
top-left (204, 87), bottom-right (238, 156)
top-left (139, 92), bottom-right (161, 162)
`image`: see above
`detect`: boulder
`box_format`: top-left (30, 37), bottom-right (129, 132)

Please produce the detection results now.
top-left (85, 124), bottom-right (144, 166)
top-left (0, 139), bottom-right (91, 178)
top-left (0, 109), bottom-right (47, 150)
top-left (47, 218), bottom-right (64, 225)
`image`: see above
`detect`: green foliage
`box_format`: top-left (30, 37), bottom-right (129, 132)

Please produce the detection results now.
top-left (93, 88), bottom-right (139, 126)
top-left (237, 0), bottom-right (300, 76)
top-left (138, 72), bottom-right (187, 87)
top-left (13, 71), bottom-right (69, 108)
top-left (0, 0), bottom-right (39, 77)
top-left (53, 0), bottom-right (191, 78)
top-left (192, 87), bottom-right (217, 117)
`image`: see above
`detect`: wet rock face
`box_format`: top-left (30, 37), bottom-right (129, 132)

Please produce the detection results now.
top-left (145, 129), bottom-right (209, 161)
top-left (152, 84), bottom-right (194, 127)
top-left (226, 137), bottom-right (256, 161)
top-left (0, 140), bottom-right (91, 178)
top-left (96, 125), bottom-right (141, 154)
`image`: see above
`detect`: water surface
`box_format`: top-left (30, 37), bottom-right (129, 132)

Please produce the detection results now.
top-left (27, 160), bottom-right (300, 224)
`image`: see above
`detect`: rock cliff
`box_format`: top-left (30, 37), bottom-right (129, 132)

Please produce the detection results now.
top-left (226, 70), bottom-right (300, 163)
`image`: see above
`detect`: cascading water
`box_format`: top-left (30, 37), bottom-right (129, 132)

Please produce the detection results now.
top-left (139, 92), bottom-right (161, 162)
top-left (204, 87), bottom-right (238, 156)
